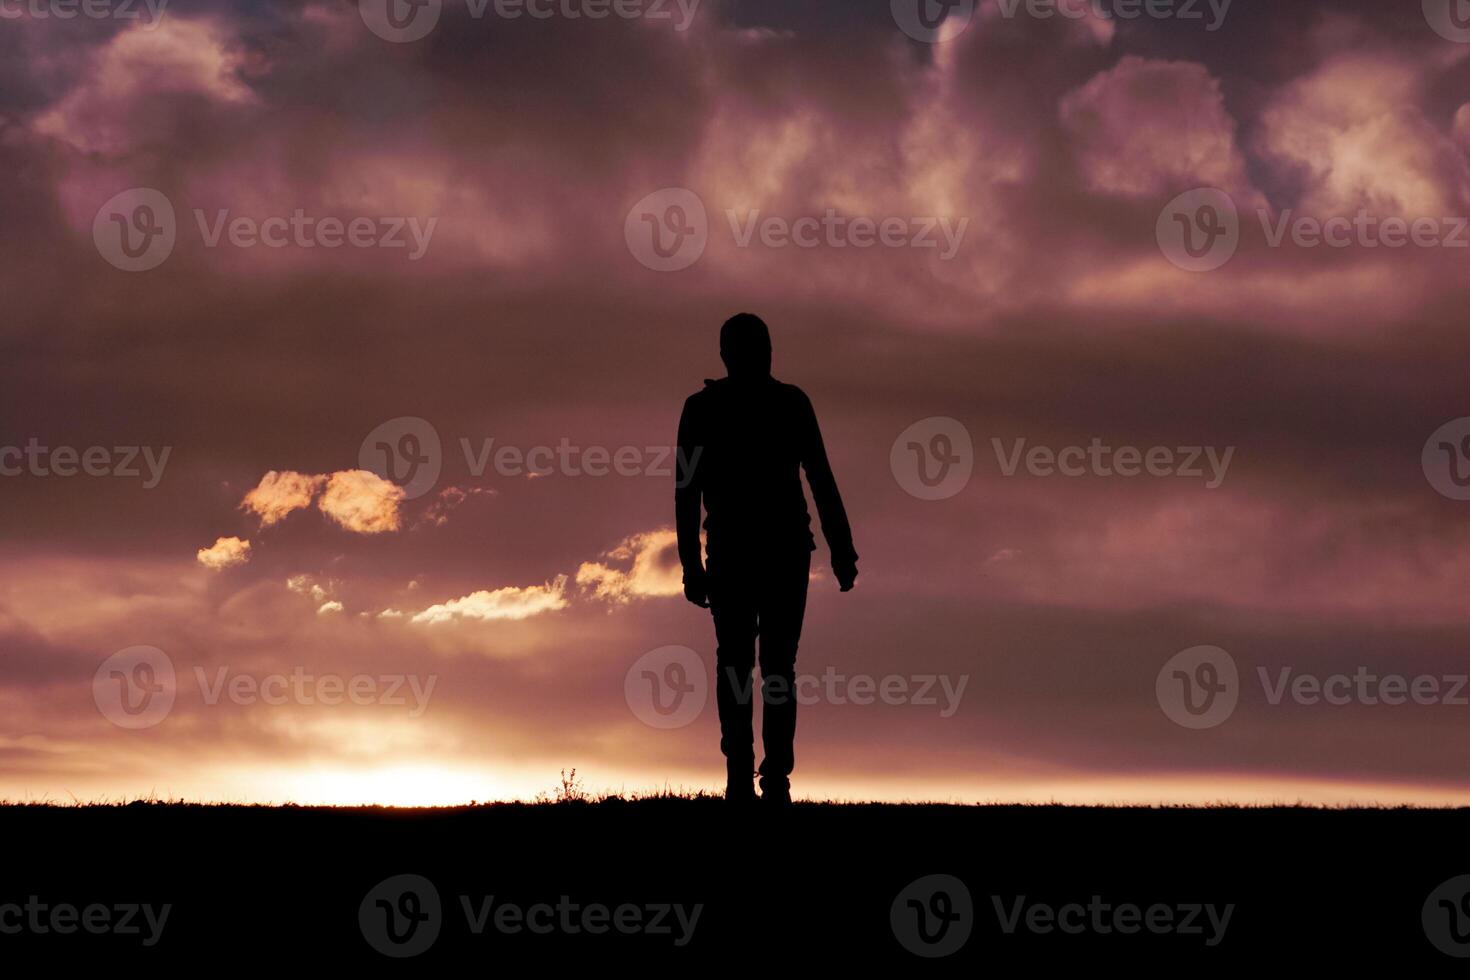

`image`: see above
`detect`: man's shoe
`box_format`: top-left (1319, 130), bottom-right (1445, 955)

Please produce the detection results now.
top-left (759, 776), bottom-right (792, 806)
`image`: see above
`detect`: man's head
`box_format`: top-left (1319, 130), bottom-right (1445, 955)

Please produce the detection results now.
top-left (720, 313), bottom-right (772, 378)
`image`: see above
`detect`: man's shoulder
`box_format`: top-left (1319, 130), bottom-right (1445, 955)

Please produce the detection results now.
top-left (683, 380), bottom-right (721, 407)
top-left (684, 378), bottom-right (809, 405)
top-left (771, 380), bottom-right (813, 411)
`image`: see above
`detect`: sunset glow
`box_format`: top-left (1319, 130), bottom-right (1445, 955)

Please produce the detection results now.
top-left (6, 0), bottom-right (1470, 813)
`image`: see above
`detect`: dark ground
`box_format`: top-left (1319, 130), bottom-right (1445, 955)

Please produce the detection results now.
top-left (3, 798), bottom-right (1466, 968)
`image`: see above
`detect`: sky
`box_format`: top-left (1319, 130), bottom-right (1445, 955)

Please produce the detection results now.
top-left (6, 0), bottom-right (1470, 804)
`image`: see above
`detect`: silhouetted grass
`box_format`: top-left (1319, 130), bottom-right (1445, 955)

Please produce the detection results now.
top-left (0, 791), bottom-right (1454, 811)
top-left (2, 782), bottom-right (1463, 966)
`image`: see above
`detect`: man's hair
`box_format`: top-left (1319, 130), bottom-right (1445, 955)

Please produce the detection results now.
top-left (720, 313), bottom-right (771, 355)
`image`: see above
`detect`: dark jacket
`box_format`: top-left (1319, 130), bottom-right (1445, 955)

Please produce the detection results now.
top-left (676, 375), bottom-right (857, 578)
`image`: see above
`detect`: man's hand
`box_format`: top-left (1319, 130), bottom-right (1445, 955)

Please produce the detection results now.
top-left (683, 570), bottom-right (710, 608)
top-left (834, 557), bottom-right (858, 592)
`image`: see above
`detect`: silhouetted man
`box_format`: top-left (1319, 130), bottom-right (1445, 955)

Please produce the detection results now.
top-left (676, 313), bottom-right (858, 804)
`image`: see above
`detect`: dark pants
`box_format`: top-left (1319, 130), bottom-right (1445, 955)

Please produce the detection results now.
top-left (708, 549), bottom-right (811, 788)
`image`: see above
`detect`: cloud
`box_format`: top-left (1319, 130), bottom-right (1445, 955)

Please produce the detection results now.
top-left (1256, 51), bottom-right (1470, 216)
top-left (287, 574), bottom-right (330, 603)
top-left (196, 536), bottom-right (251, 570)
top-left (575, 528), bottom-right (684, 603)
top-left (317, 600), bottom-right (343, 615)
top-left (964, 485), bottom-right (1470, 625)
top-left (317, 470), bottom-right (406, 535)
top-left (416, 485), bottom-right (496, 529)
top-left (237, 470), bottom-right (406, 536)
top-left (16, 0), bottom-right (1470, 807)
top-left (241, 471), bottom-right (327, 528)
top-left (1059, 56), bottom-right (1258, 201)
top-left (33, 18), bottom-right (257, 156)
top-left (410, 576), bottom-right (570, 624)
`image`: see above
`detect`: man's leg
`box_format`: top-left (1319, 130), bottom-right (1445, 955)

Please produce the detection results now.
top-left (756, 551), bottom-right (812, 800)
top-left (709, 560), bottom-right (758, 799)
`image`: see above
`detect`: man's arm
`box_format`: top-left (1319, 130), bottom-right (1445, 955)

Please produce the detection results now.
top-left (675, 395), bottom-right (709, 607)
top-left (799, 391), bottom-right (858, 590)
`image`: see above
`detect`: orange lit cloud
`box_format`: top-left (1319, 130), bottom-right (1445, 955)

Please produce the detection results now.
top-left (416, 486), bottom-right (496, 529)
top-left (238, 470), bottom-right (404, 535)
top-left (241, 471), bottom-right (327, 528)
top-left (317, 470), bottom-right (405, 535)
top-left (410, 576), bottom-right (570, 624)
top-left (575, 529), bottom-right (683, 602)
top-left (196, 536), bottom-right (251, 570)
